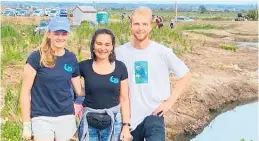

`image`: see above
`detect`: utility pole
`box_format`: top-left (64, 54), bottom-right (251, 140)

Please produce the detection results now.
top-left (93, 1), bottom-right (97, 10)
top-left (175, 0), bottom-right (178, 18)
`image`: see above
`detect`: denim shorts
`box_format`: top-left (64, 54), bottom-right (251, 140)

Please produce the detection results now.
top-left (78, 112), bottom-right (122, 141)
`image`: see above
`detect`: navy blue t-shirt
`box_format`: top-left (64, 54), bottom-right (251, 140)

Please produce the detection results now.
top-left (26, 49), bottom-right (80, 118)
top-left (79, 59), bottom-right (128, 109)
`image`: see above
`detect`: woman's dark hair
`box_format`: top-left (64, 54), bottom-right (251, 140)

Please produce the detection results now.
top-left (90, 28), bottom-right (116, 63)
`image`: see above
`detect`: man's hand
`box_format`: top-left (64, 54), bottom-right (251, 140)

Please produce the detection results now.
top-left (120, 126), bottom-right (133, 141)
top-left (22, 122), bottom-right (32, 140)
top-left (152, 100), bottom-right (174, 116)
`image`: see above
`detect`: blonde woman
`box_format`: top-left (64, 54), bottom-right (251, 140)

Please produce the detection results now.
top-left (20, 17), bottom-right (84, 141)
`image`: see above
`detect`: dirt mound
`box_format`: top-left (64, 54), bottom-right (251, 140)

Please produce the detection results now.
top-left (165, 74), bottom-right (257, 140)
top-left (164, 21), bottom-right (258, 140)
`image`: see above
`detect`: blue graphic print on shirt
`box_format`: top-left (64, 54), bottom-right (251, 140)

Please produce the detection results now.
top-left (134, 61), bottom-right (148, 84)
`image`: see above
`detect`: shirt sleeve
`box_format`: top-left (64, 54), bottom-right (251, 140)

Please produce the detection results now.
top-left (72, 55), bottom-right (80, 77)
top-left (78, 61), bottom-right (85, 77)
top-left (115, 46), bottom-right (123, 62)
top-left (26, 51), bottom-right (40, 71)
top-left (119, 61), bottom-right (128, 81)
top-left (164, 48), bottom-right (189, 79)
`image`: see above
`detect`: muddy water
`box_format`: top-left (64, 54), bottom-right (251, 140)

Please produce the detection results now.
top-left (191, 102), bottom-right (258, 141)
top-left (237, 42), bottom-right (258, 48)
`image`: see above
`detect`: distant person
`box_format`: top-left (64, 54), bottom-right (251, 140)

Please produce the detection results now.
top-left (170, 18), bottom-right (176, 29)
top-left (20, 16), bottom-right (84, 141)
top-left (152, 14), bottom-right (155, 20)
top-left (121, 13), bottom-right (126, 22)
top-left (155, 16), bottom-right (163, 29)
top-left (159, 16), bottom-right (163, 23)
top-left (115, 7), bottom-right (190, 141)
top-left (128, 15), bottom-right (131, 22)
top-left (158, 16), bottom-right (164, 28)
top-left (78, 29), bottom-right (132, 141)
top-left (155, 16), bottom-right (160, 28)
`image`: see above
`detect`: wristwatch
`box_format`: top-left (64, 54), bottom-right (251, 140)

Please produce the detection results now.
top-left (122, 122), bottom-right (131, 127)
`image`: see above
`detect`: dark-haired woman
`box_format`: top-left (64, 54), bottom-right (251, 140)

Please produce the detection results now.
top-left (78, 29), bottom-right (132, 141)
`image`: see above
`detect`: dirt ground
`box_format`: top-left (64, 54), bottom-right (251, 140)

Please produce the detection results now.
top-left (165, 21), bottom-right (258, 140)
top-left (1, 19), bottom-right (258, 140)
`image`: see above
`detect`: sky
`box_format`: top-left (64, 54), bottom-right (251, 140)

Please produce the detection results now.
top-left (2, 0), bottom-right (259, 4)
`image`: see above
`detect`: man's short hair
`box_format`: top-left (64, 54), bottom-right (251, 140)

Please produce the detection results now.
top-left (130, 7), bottom-right (153, 24)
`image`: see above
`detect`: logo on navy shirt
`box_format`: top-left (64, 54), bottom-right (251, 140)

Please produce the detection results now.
top-left (109, 76), bottom-right (119, 84)
top-left (64, 64), bottom-right (73, 73)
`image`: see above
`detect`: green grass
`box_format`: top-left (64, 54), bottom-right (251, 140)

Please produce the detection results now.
top-left (2, 11), bottom-right (237, 68)
top-left (189, 31), bottom-right (229, 39)
top-left (1, 83), bottom-right (22, 141)
top-left (150, 26), bottom-right (190, 54)
top-left (1, 24), bottom-right (42, 68)
top-left (1, 37), bottom-right (26, 67)
top-left (241, 139), bottom-right (253, 141)
top-left (190, 31), bottom-right (215, 36)
top-left (220, 44), bottom-right (238, 52)
top-left (1, 24), bottom-right (19, 38)
top-left (69, 21), bottom-right (189, 54)
top-left (183, 24), bottom-right (224, 30)
top-left (1, 83), bottom-right (22, 119)
top-left (109, 10), bottom-right (237, 23)
top-left (1, 120), bottom-right (22, 141)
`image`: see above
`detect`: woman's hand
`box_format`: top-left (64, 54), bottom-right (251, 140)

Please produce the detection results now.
top-left (120, 126), bottom-right (133, 141)
top-left (22, 122), bottom-right (32, 140)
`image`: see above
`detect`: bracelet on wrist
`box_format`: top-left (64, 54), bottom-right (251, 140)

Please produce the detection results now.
top-left (122, 122), bottom-right (131, 127)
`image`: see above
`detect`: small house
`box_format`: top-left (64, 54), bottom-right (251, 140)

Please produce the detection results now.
top-left (72, 6), bottom-right (97, 26)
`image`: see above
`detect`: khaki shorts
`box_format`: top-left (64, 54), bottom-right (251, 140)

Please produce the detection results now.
top-left (31, 115), bottom-right (76, 141)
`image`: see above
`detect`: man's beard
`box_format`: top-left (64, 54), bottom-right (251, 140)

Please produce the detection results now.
top-left (133, 32), bottom-right (149, 41)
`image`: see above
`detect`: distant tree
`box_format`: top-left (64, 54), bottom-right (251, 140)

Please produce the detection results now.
top-left (159, 8), bottom-right (164, 11)
top-left (246, 9), bottom-right (258, 20)
top-left (199, 5), bottom-right (207, 13)
top-left (237, 13), bottom-right (243, 17)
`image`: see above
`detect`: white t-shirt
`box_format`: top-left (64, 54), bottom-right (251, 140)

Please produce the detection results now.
top-left (115, 41), bottom-right (189, 130)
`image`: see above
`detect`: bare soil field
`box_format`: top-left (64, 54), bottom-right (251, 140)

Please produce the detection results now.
top-left (165, 21), bottom-right (258, 140)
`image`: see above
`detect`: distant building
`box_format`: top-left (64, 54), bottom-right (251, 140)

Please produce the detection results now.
top-left (72, 6), bottom-right (97, 26)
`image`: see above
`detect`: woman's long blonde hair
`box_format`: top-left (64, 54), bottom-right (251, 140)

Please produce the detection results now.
top-left (39, 32), bottom-right (57, 68)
